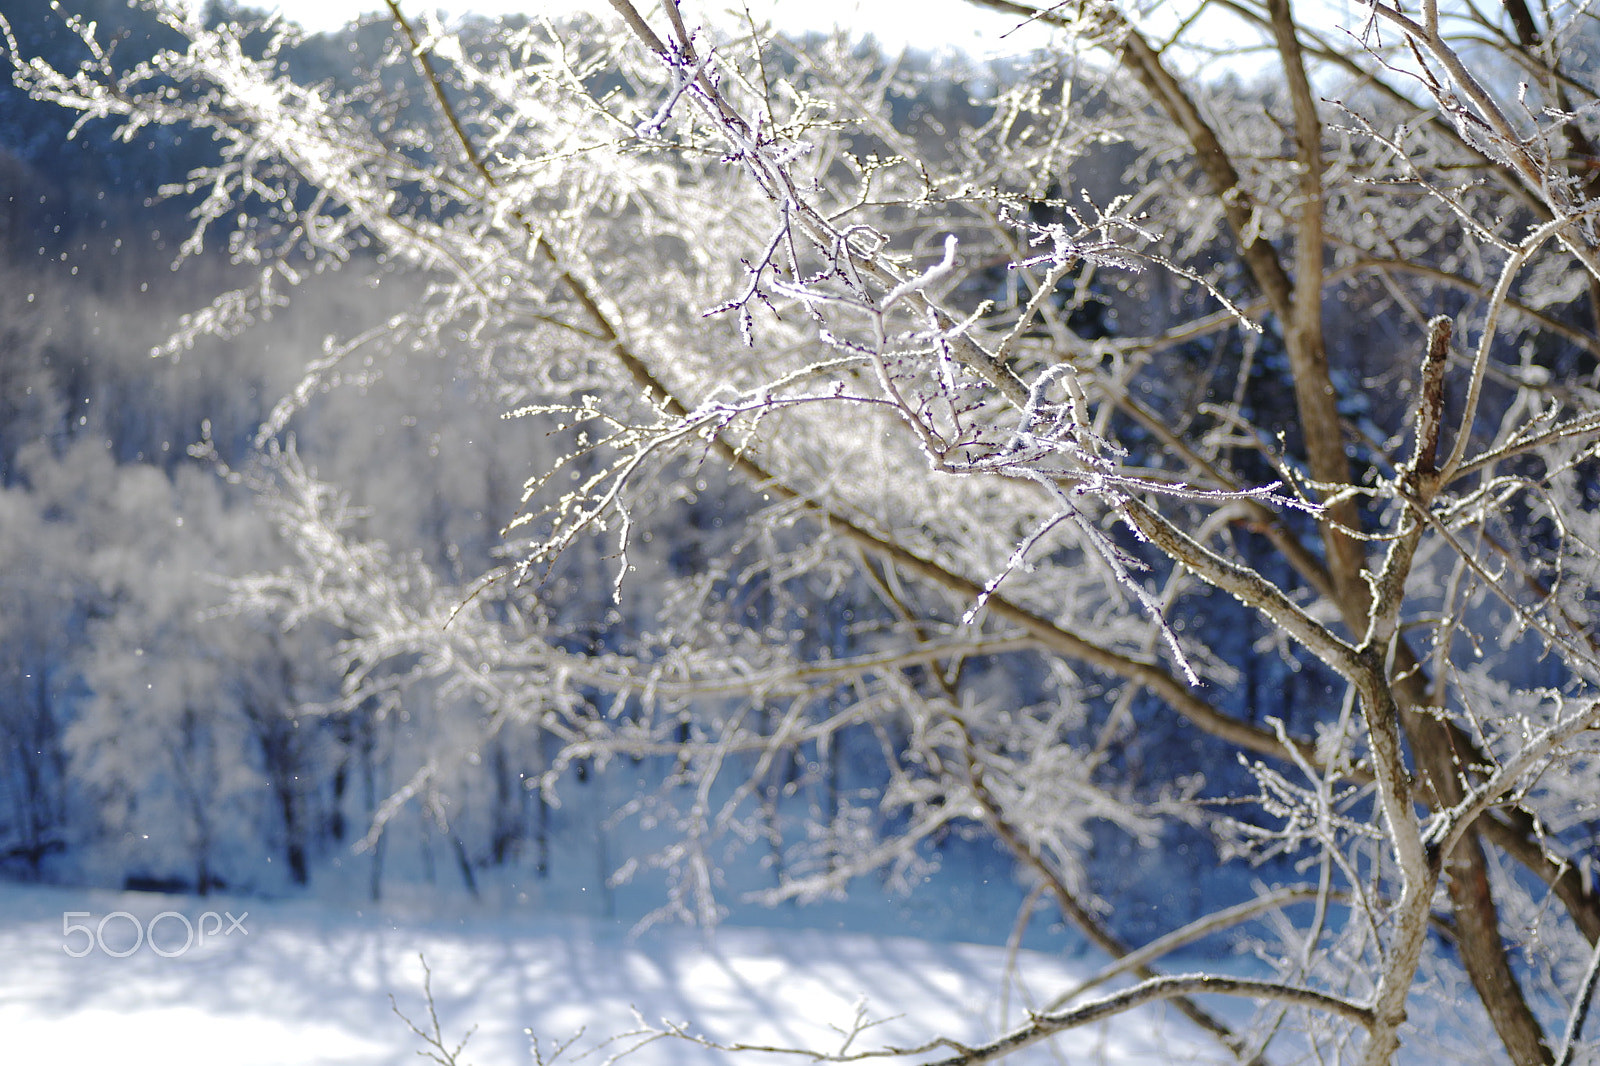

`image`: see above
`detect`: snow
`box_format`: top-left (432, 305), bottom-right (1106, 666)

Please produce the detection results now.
top-left (0, 882), bottom-right (1222, 1065)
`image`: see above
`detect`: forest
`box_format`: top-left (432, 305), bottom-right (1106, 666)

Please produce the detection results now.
top-left (3, 0), bottom-right (1600, 1063)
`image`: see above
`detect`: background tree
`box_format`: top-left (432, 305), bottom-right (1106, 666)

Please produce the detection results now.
top-left (9, 0), bottom-right (1600, 1063)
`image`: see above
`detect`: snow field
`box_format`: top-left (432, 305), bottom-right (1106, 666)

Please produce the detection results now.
top-left (0, 882), bottom-right (1220, 1065)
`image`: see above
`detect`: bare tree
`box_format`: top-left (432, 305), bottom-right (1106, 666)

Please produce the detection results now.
top-left (10, 0), bottom-right (1600, 1061)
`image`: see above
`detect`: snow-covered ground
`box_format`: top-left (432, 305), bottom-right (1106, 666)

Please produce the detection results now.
top-left (0, 882), bottom-right (1223, 1065)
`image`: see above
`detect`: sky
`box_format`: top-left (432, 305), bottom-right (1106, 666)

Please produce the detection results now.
top-left (236, 0), bottom-right (1290, 77)
top-left (248, 0), bottom-right (1058, 54)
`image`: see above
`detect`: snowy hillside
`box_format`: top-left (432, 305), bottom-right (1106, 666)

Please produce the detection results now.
top-left (0, 883), bottom-right (1220, 1066)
